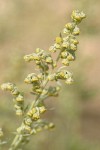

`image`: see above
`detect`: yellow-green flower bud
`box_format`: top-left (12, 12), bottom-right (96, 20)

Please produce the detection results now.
top-left (32, 112), bottom-right (40, 120)
top-left (24, 73), bottom-right (39, 84)
top-left (24, 54), bottom-right (33, 62)
top-left (14, 104), bottom-right (21, 109)
top-left (48, 123), bottom-right (55, 129)
top-left (62, 59), bottom-right (69, 66)
top-left (16, 109), bottom-right (23, 116)
top-left (11, 87), bottom-right (19, 95)
top-left (35, 88), bottom-right (42, 94)
top-left (24, 53), bottom-right (40, 62)
top-left (70, 38), bottom-right (79, 45)
top-left (65, 23), bottom-right (75, 30)
top-left (54, 43), bottom-right (61, 49)
top-left (31, 76), bottom-right (39, 82)
top-left (72, 26), bottom-right (80, 35)
top-left (61, 51), bottom-right (68, 58)
top-left (25, 117), bottom-right (32, 126)
top-left (27, 108), bottom-right (36, 117)
top-left (45, 56), bottom-right (53, 64)
top-left (1, 83), bottom-right (14, 91)
top-left (35, 48), bottom-right (44, 54)
top-left (33, 54), bottom-right (40, 61)
top-left (39, 106), bottom-right (46, 114)
top-left (63, 28), bottom-right (70, 34)
top-left (62, 41), bottom-right (69, 48)
top-left (71, 10), bottom-right (86, 23)
top-left (67, 53), bottom-right (75, 61)
top-left (24, 78), bottom-right (31, 84)
top-left (70, 44), bottom-right (77, 51)
top-left (56, 70), bottom-right (72, 80)
top-left (55, 37), bottom-right (62, 44)
top-left (16, 94), bottom-right (24, 102)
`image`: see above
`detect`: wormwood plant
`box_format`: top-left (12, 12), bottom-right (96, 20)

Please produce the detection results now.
top-left (0, 10), bottom-right (86, 150)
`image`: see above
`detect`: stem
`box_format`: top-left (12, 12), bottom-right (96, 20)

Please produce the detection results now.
top-left (9, 135), bottom-right (23, 150)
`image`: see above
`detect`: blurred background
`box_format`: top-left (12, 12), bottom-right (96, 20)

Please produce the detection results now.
top-left (0, 0), bottom-right (100, 149)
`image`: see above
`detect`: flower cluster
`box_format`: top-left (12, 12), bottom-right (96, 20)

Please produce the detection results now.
top-left (71, 10), bottom-right (86, 23)
top-left (1, 83), bottom-right (24, 116)
top-left (24, 73), bottom-right (44, 95)
top-left (49, 10), bottom-right (86, 67)
top-left (17, 105), bottom-right (46, 134)
top-left (0, 10), bottom-right (86, 150)
top-left (24, 48), bottom-right (56, 72)
top-left (48, 70), bottom-right (73, 85)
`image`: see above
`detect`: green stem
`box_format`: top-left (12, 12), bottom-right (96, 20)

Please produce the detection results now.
top-left (9, 135), bottom-right (23, 150)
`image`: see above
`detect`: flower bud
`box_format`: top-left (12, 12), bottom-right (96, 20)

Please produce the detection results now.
top-left (16, 94), bottom-right (24, 102)
top-left (11, 87), bottom-right (19, 95)
top-left (62, 42), bottom-right (69, 48)
top-left (16, 109), bottom-right (23, 116)
top-left (71, 10), bottom-right (86, 23)
top-left (72, 26), bottom-right (80, 35)
top-left (25, 117), bottom-right (32, 126)
top-left (67, 53), bottom-right (75, 61)
top-left (39, 106), bottom-right (46, 114)
top-left (55, 37), bottom-right (62, 44)
top-left (70, 38), bottom-right (79, 45)
top-left (48, 123), bottom-right (55, 129)
top-left (32, 112), bottom-right (40, 120)
top-left (70, 44), bottom-right (77, 51)
top-left (27, 108), bottom-right (36, 117)
top-left (61, 51), bottom-right (68, 58)
top-left (65, 23), bottom-right (75, 30)
top-left (63, 28), bottom-right (70, 34)
top-left (1, 83), bottom-right (14, 91)
top-left (54, 43), bottom-right (61, 49)
top-left (62, 59), bottom-right (69, 66)
top-left (45, 56), bottom-right (53, 64)
top-left (35, 48), bottom-right (44, 54)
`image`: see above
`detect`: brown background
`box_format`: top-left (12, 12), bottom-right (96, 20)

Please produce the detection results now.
top-left (0, 0), bottom-right (100, 150)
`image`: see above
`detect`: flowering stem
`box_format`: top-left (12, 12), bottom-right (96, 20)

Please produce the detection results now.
top-left (1, 10), bottom-right (86, 150)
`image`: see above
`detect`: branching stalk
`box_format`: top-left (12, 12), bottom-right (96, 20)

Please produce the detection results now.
top-left (1, 10), bottom-right (86, 150)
